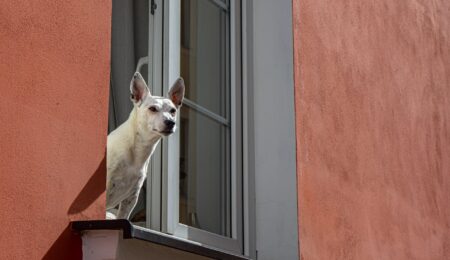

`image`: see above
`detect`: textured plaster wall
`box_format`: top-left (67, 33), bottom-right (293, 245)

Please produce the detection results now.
top-left (293, 0), bottom-right (450, 259)
top-left (0, 1), bottom-right (111, 259)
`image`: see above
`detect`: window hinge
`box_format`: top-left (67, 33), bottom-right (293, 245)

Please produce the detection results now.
top-left (151, 0), bottom-right (157, 15)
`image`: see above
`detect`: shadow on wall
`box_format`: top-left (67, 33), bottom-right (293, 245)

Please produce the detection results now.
top-left (42, 156), bottom-right (106, 259)
top-left (67, 155), bottom-right (106, 216)
top-left (42, 225), bottom-right (82, 260)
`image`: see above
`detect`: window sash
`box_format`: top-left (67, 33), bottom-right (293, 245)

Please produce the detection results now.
top-left (159, 0), bottom-right (243, 254)
top-left (183, 98), bottom-right (229, 126)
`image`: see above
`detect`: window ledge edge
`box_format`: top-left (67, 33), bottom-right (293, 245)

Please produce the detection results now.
top-left (71, 220), bottom-right (249, 260)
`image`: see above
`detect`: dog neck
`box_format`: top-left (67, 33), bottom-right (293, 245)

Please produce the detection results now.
top-left (128, 107), bottom-right (162, 166)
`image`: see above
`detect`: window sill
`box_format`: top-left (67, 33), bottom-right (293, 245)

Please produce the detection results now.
top-left (71, 220), bottom-right (248, 260)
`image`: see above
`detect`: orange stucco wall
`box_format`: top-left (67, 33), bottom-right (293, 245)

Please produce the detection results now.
top-left (293, 0), bottom-right (450, 259)
top-left (0, 1), bottom-right (111, 259)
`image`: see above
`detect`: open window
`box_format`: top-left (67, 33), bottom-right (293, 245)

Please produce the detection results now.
top-left (109, 0), bottom-right (243, 255)
top-left (166, 0), bottom-right (243, 253)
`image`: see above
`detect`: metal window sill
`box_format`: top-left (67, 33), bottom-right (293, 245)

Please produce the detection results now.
top-left (71, 220), bottom-right (249, 260)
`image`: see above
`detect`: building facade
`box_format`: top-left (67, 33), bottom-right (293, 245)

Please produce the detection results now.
top-left (0, 0), bottom-right (449, 259)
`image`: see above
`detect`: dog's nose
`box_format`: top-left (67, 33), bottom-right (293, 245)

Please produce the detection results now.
top-left (164, 120), bottom-right (175, 128)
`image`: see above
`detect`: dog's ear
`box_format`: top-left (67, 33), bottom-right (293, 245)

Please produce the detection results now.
top-left (130, 72), bottom-right (151, 105)
top-left (168, 77), bottom-right (185, 108)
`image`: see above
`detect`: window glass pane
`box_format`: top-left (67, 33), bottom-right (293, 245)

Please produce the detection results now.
top-left (181, 0), bottom-right (229, 118)
top-left (179, 107), bottom-right (230, 236)
top-left (180, 0), bottom-right (231, 237)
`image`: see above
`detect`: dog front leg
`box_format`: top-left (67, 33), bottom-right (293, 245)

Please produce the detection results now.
top-left (116, 193), bottom-right (139, 219)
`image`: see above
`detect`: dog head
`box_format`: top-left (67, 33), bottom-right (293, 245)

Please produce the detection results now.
top-left (130, 72), bottom-right (185, 137)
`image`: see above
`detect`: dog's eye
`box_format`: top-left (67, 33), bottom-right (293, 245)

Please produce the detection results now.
top-left (170, 108), bottom-right (176, 114)
top-left (149, 106), bottom-right (158, 112)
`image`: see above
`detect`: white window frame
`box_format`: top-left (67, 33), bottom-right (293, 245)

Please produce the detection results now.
top-left (143, 0), bottom-right (245, 255)
top-left (115, 1), bottom-right (298, 258)
top-left (146, 0), bottom-right (164, 231)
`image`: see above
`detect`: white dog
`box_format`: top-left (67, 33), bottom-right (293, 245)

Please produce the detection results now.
top-left (106, 72), bottom-right (185, 219)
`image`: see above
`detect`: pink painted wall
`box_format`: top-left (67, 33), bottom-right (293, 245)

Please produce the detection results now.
top-left (293, 0), bottom-right (450, 259)
top-left (0, 1), bottom-right (111, 259)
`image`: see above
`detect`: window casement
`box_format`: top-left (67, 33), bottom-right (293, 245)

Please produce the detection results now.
top-left (164, 0), bottom-right (243, 253)
top-left (109, 0), bottom-right (244, 255)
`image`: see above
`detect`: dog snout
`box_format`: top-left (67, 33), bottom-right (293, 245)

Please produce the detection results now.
top-left (164, 120), bottom-right (175, 128)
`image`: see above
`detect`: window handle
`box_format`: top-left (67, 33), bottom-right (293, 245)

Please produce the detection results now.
top-left (151, 0), bottom-right (157, 15)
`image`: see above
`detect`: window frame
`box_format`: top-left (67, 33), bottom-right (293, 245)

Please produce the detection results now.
top-left (146, 0), bottom-right (164, 231)
top-left (147, 0), bottom-right (243, 254)
top-left (109, 1), bottom-right (298, 258)
top-left (142, 0), bottom-right (245, 255)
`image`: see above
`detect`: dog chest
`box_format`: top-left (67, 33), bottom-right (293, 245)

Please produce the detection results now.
top-left (108, 167), bottom-right (146, 199)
